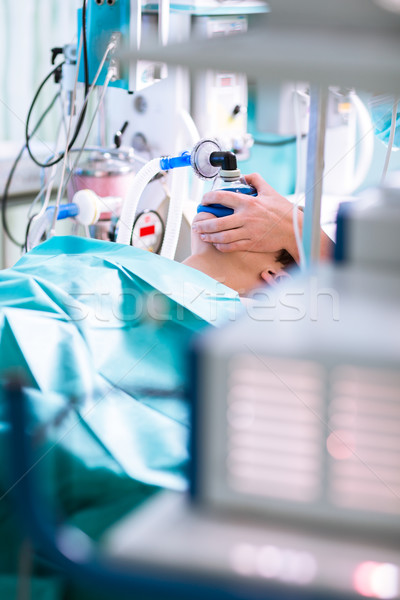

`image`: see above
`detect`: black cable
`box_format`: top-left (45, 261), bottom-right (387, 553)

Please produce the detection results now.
top-left (24, 1), bottom-right (90, 169)
top-left (1, 92), bottom-right (61, 247)
top-left (82, 0), bottom-right (90, 94)
top-left (24, 62), bottom-right (65, 167)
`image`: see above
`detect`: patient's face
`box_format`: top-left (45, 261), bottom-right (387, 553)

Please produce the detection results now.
top-left (187, 212), bottom-right (290, 295)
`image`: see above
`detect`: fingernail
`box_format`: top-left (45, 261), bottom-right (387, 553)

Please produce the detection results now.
top-left (191, 225), bottom-right (198, 232)
top-left (200, 234), bottom-right (206, 240)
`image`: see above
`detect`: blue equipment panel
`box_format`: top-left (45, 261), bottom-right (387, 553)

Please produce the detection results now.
top-left (77, 0), bottom-right (131, 91)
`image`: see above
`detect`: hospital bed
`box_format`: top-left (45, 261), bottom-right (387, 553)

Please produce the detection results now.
top-left (0, 235), bottom-right (240, 599)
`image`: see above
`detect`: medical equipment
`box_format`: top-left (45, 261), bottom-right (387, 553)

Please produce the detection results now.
top-left (323, 89), bottom-right (375, 197)
top-left (255, 82), bottom-right (310, 138)
top-left (25, 191), bottom-right (123, 251)
top-left (254, 83), bottom-right (374, 197)
top-left (2, 24), bottom-right (119, 253)
top-left (116, 138), bottom-right (223, 249)
top-left (52, 43), bottom-right (78, 117)
top-left (210, 155), bottom-right (256, 196)
top-left (191, 15), bottom-right (254, 160)
top-left (131, 209), bottom-right (164, 251)
top-left (1, 0), bottom-right (270, 267)
top-left (67, 149), bottom-right (137, 201)
top-left (198, 151), bottom-right (257, 218)
top-left (77, 0), bottom-right (132, 91)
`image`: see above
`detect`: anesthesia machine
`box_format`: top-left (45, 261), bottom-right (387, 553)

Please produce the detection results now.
top-left (1, 0), bottom-right (268, 267)
top-left (3, 0), bottom-right (397, 268)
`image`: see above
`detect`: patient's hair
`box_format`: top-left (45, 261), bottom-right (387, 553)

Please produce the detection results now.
top-left (276, 248), bottom-right (296, 269)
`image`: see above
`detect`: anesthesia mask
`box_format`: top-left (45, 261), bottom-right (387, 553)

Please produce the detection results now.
top-left (197, 151), bottom-right (257, 219)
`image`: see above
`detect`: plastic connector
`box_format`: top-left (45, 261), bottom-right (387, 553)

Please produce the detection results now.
top-left (108, 33), bottom-right (121, 81)
top-left (108, 59), bottom-right (120, 82)
top-left (159, 152), bottom-right (191, 171)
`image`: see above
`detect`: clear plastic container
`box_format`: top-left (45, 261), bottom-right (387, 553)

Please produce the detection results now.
top-left (212, 172), bottom-right (257, 196)
top-left (197, 169), bottom-right (257, 218)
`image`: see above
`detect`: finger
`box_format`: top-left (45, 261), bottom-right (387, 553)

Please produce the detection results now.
top-left (193, 214), bottom-right (241, 234)
top-left (199, 229), bottom-right (246, 244)
top-left (201, 190), bottom-right (244, 209)
top-left (213, 240), bottom-right (254, 253)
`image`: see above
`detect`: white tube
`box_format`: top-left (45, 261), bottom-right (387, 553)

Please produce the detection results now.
top-left (116, 158), bottom-right (161, 245)
top-left (159, 109), bottom-right (194, 259)
top-left (381, 98), bottom-right (399, 185)
top-left (180, 109), bottom-right (200, 146)
top-left (159, 0), bottom-right (170, 46)
top-left (61, 68), bottom-right (114, 201)
top-left (349, 92), bottom-right (375, 193)
top-left (179, 109), bottom-right (205, 206)
top-left (293, 88), bottom-right (306, 271)
top-left (160, 166), bottom-right (187, 259)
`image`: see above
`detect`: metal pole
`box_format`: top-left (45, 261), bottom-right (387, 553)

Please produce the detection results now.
top-left (302, 84), bottom-right (328, 265)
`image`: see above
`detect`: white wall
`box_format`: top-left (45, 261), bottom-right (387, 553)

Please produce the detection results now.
top-left (0, 0), bottom-right (77, 144)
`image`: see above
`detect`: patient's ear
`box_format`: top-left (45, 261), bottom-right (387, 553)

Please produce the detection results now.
top-left (261, 267), bottom-right (291, 286)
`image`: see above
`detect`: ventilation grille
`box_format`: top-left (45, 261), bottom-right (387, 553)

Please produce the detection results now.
top-left (226, 355), bottom-right (324, 503)
top-left (328, 365), bottom-right (400, 516)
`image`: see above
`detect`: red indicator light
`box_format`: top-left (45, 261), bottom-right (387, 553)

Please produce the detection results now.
top-left (140, 225), bottom-right (155, 237)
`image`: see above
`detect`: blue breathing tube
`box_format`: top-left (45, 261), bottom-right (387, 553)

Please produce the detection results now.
top-left (56, 203), bottom-right (80, 220)
top-left (43, 203), bottom-right (80, 221)
top-left (159, 152), bottom-right (191, 171)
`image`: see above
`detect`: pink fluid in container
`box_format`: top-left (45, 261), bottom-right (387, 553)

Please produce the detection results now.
top-left (67, 151), bottom-right (136, 220)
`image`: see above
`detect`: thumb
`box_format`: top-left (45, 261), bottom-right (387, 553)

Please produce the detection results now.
top-left (244, 172), bottom-right (277, 195)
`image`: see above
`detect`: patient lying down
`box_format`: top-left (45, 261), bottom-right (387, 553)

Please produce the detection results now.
top-left (183, 212), bottom-right (295, 297)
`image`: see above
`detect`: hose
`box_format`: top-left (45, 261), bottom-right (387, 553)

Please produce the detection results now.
top-left (160, 109), bottom-right (204, 259)
top-left (293, 87), bottom-right (307, 271)
top-left (179, 109), bottom-right (205, 208)
top-left (349, 92), bottom-right (374, 193)
top-left (116, 158), bottom-right (161, 245)
top-left (160, 166), bottom-right (187, 259)
top-left (381, 98), bottom-right (399, 185)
